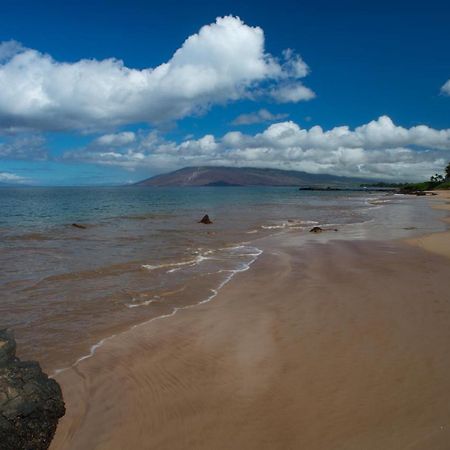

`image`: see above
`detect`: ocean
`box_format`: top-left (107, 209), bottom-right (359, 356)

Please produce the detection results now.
top-left (0, 186), bottom-right (445, 373)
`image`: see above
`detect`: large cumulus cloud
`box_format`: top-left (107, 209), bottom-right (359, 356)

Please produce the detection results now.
top-left (0, 16), bottom-right (313, 132)
top-left (65, 116), bottom-right (450, 180)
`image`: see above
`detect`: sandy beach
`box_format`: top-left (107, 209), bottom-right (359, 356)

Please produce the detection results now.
top-left (407, 191), bottom-right (450, 259)
top-left (50, 194), bottom-right (450, 450)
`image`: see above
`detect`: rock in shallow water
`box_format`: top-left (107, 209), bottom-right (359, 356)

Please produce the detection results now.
top-left (71, 223), bottom-right (87, 229)
top-left (0, 329), bottom-right (65, 450)
top-left (198, 214), bottom-right (213, 224)
top-left (309, 226), bottom-right (338, 233)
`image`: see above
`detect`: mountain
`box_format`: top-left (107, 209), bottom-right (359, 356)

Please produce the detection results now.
top-left (135, 166), bottom-right (371, 187)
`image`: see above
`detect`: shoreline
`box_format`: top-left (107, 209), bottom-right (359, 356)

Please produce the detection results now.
top-left (47, 192), bottom-right (447, 377)
top-left (50, 245), bottom-right (264, 378)
top-left (5, 190), bottom-right (446, 374)
top-left (50, 193), bottom-right (450, 450)
top-left (406, 190), bottom-right (450, 259)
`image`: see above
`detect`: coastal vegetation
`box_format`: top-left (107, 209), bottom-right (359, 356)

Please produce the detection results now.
top-left (361, 162), bottom-right (450, 192)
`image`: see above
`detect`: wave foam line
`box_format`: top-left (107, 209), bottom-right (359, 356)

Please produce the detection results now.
top-left (142, 254), bottom-right (209, 271)
top-left (126, 298), bottom-right (157, 309)
top-left (261, 220), bottom-right (319, 230)
top-left (50, 246), bottom-right (263, 379)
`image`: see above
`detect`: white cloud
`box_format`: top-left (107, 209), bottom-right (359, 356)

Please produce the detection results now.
top-left (95, 131), bottom-right (136, 146)
top-left (270, 82), bottom-right (316, 103)
top-left (64, 115), bottom-right (450, 180)
top-left (280, 49), bottom-right (309, 78)
top-left (0, 172), bottom-right (27, 184)
top-left (231, 108), bottom-right (288, 125)
top-left (441, 79), bottom-right (450, 95)
top-left (0, 16), bottom-right (313, 132)
top-left (0, 135), bottom-right (47, 160)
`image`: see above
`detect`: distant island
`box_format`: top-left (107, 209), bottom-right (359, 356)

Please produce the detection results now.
top-left (135, 166), bottom-right (373, 187)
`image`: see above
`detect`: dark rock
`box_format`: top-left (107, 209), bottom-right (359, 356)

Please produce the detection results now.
top-left (309, 226), bottom-right (338, 233)
top-left (0, 330), bottom-right (65, 450)
top-left (198, 215), bottom-right (213, 224)
top-left (398, 189), bottom-right (430, 196)
top-left (71, 223), bottom-right (87, 229)
top-left (398, 188), bottom-right (418, 195)
top-left (0, 330), bottom-right (16, 367)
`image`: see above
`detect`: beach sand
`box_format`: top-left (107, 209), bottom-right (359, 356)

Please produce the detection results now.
top-left (51, 196), bottom-right (450, 450)
top-left (407, 191), bottom-right (450, 259)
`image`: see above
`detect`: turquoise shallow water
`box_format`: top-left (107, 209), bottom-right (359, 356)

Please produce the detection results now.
top-left (0, 186), bottom-right (445, 372)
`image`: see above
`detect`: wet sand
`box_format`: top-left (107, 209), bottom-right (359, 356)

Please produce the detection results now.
top-left (407, 191), bottom-right (450, 259)
top-left (51, 195), bottom-right (450, 450)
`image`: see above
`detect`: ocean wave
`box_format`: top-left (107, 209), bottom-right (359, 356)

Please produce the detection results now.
top-left (261, 224), bottom-right (286, 230)
top-left (132, 246), bottom-right (263, 310)
top-left (261, 219), bottom-right (319, 230)
top-left (126, 297), bottom-right (158, 309)
top-left (142, 245), bottom-right (261, 274)
top-left (51, 245), bottom-right (263, 378)
top-left (142, 254), bottom-right (210, 272)
top-left (368, 199), bottom-right (391, 205)
top-left (125, 286), bottom-right (187, 309)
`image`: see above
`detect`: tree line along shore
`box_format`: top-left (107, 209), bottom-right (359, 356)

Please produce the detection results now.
top-left (361, 162), bottom-right (450, 193)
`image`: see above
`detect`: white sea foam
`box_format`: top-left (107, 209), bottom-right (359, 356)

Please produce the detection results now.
top-left (261, 223), bottom-right (287, 229)
top-left (126, 297), bottom-right (158, 308)
top-left (51, 244), bottom-right (263, 378)
top-left (296, 220), bottom-right (319, 225)
top-left (261, 219), bottom-right (319, 230)
top-left (142, 253), bottom-right (214, 273)
top-left (52, 334), bottom-right (117, 376)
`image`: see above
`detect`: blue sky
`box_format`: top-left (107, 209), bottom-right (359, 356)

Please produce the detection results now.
top-left (0, 0), bottom-right (449, 185)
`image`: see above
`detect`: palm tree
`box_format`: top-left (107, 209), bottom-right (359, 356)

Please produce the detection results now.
top-left (430, 174), bottom-right (444, 183)
top-left (446, 162), bottom-right (450, 180)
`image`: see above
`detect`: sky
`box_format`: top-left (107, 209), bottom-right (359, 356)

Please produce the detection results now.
top-left (0, 0), bottom-right (449, 185)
